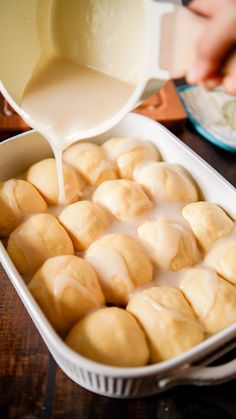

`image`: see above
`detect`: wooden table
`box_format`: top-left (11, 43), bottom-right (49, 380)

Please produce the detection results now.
top-left (1, 124), bottom-right (236, 419)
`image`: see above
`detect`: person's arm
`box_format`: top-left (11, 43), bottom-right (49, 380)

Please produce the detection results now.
top-left (186, 0), bottom-right (236, 95)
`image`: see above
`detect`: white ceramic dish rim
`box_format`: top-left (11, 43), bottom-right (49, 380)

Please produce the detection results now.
top-left (0, 112), bottom-right (236, 382)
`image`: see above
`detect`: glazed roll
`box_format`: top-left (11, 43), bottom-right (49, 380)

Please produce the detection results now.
top-left (93, 179), bottom-right (152, 221)
top-left (7, 213), bottom-right (74, 275)
top-left (133, 162), bottom-right (198, 203)
top-left (137, 219), bottom-right (199, 271)
top-left (127, 286), bottom-right (203, 362)
top-left (181, 268), bottom-right (236, 334)
top-left (25, 158), bottom-right (83, 205)
top-left (0, 179), bottom-right (47, 237)
top-left (85, 233), bottom-right (153, 305)
top-left (103, 136), bottom-right (160, 179)
top-left (205, 240), bottom-right (236, 285)
top-left (28, 255), bottom-right (105, 334)
top-left (63, 142), bottom-right (117, 186)
top-left (58, 201), bottom-right (110, 250)
top-left (182, 202), bottom-right (234, 251)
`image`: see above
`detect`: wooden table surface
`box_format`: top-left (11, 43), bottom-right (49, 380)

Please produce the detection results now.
top-left (1, 124), bottom-right (236, 419)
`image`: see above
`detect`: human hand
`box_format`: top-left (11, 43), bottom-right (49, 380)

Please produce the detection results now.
top-left (186, 0), bottom-right (236, 95)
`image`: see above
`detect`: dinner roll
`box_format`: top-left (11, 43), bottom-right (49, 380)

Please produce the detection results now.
top-left (103, 137), bottom-right (160, 179)
top-left (7, 213), bottom-right (74, 274)
top-left (137, 219), bottom-right (199, 271)
top-left (63, 142), bottom-right (117, 186)
top-left (205, 240), bottom-right (236, 285)
top-left (0, 179), bottom-right (47, 237)
top-left (133, 162), bottom-right (198, 202)
top-left (66, 307), bottom-right (150, 367)
top-left (182, 202), bottom-right (234, 251)
top-left (93, 179), bottom-right (152, 221)
top-left (181, 268), bottom-right (236, 333)
top-left (85, 233), bottom-right (153, 305)
top-left (28, 255), bottom-right (105, 334)
top-left (127, 286), bottom-right (203, 362)
top-left (25, 158), bottom-right (82, 205)
top-left (58, 201), bottom-right (110, 250)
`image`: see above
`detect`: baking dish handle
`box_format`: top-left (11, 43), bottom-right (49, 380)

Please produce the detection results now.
top-left (159, 358), bottom-right (236, 389)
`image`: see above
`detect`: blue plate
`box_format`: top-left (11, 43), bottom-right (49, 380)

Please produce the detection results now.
top-left (177, 84), bottom-right (236, 153)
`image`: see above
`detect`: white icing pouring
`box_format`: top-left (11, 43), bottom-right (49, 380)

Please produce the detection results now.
top-left (21, 56), bottom-right (135, 203)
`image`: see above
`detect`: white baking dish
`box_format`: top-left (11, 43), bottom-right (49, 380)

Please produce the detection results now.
top-left (1, 112), bottom-right (236, 398)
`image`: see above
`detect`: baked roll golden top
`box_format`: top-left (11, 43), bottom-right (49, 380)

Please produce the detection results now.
top-left (103, 137), bottom-right (160, 179)
top-left (28, 255), bottom-right (105, 334)
top-left (127, 286), bottom-right (203, 362)
top-left (58, 201), bottom-right (110, 250)
top-left (66, 307), bottom-right (150, 367)
top-left (93, 179), bottom-right (152, 221)
top-left (133, 162), bottom-right (198, 203)
top-left (137, 219), bottom-right (199, 271)
top-left (25, 158), bottom-right (82, 205)
top-left (7, 213), bottom-right (74, 274)
top-left (63, 142), bottom-right (117, 186)
top-left (85, 233), bottom-right (153, 305)
top-left (0, 179), bottom-right (47, 237)
top-left (205, 240), bottom-right (236, 285)
top-left (181, 268), bottom-right (236, 333)
top-left (182, 202), bottom-right (234, 251)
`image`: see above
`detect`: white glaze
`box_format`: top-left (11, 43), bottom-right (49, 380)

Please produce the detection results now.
top-left (4, 180), bottom-right (22, 219)
top-left (143, 294), bottom-right (202, 329)
top-left (21, 56), bottom-right (135, 202)
top-left (89, 159), bottom-right (113, 185)
top-left (13, 224), bottom-right (47, 268)
top-left (103, 137), bottom-right (158, 161)
top-left (86, 247), bottom-right (134, 292)
top-left (52, 274), bottom-right (100, 313)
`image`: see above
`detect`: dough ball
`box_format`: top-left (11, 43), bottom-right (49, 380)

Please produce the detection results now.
top-left (127, 286), bottom-right (203, 362)
top-left (7, 213), bottom-right (74, 275)
top-left (63, 142), bottom-right (117, 186)
top-left (25, 158), bottom-right (83, 205)
top-left (205, 240), bottom-right (236, 285)
top-left (58, 201), bottom-right (110, 250)
top-left (181, 268), bottom-right (236, 334)
top-left (133, 162), bottom-right (198, 203)
top-left (66, 307), bottom-right (149, 367)
top-left (85, 233), bottom-right (153, 305)
top-left (28, 255), bottom-right (105, 334)
top-left (93, 179), bottom-right (152, 221)
top-left (103, 137), bottom-right (160, 179)
top-left (137, 219), bottom-right (199, 271)
top-left (0, 179), bottom-right (47, 237)
top-left (182, 202), bottom-right (234, 251)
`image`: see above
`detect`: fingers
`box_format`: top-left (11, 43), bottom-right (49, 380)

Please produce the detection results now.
top-left (189, 0), bottom-right (234, 17)
top-left (189, 0), bottom-right (218, 17)
top-left (187, 8), bottom-right (236, 84)
top-left (223, 76), bottom-right (236, 95)
top-left (200, 76), bottom-right (222, 90)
